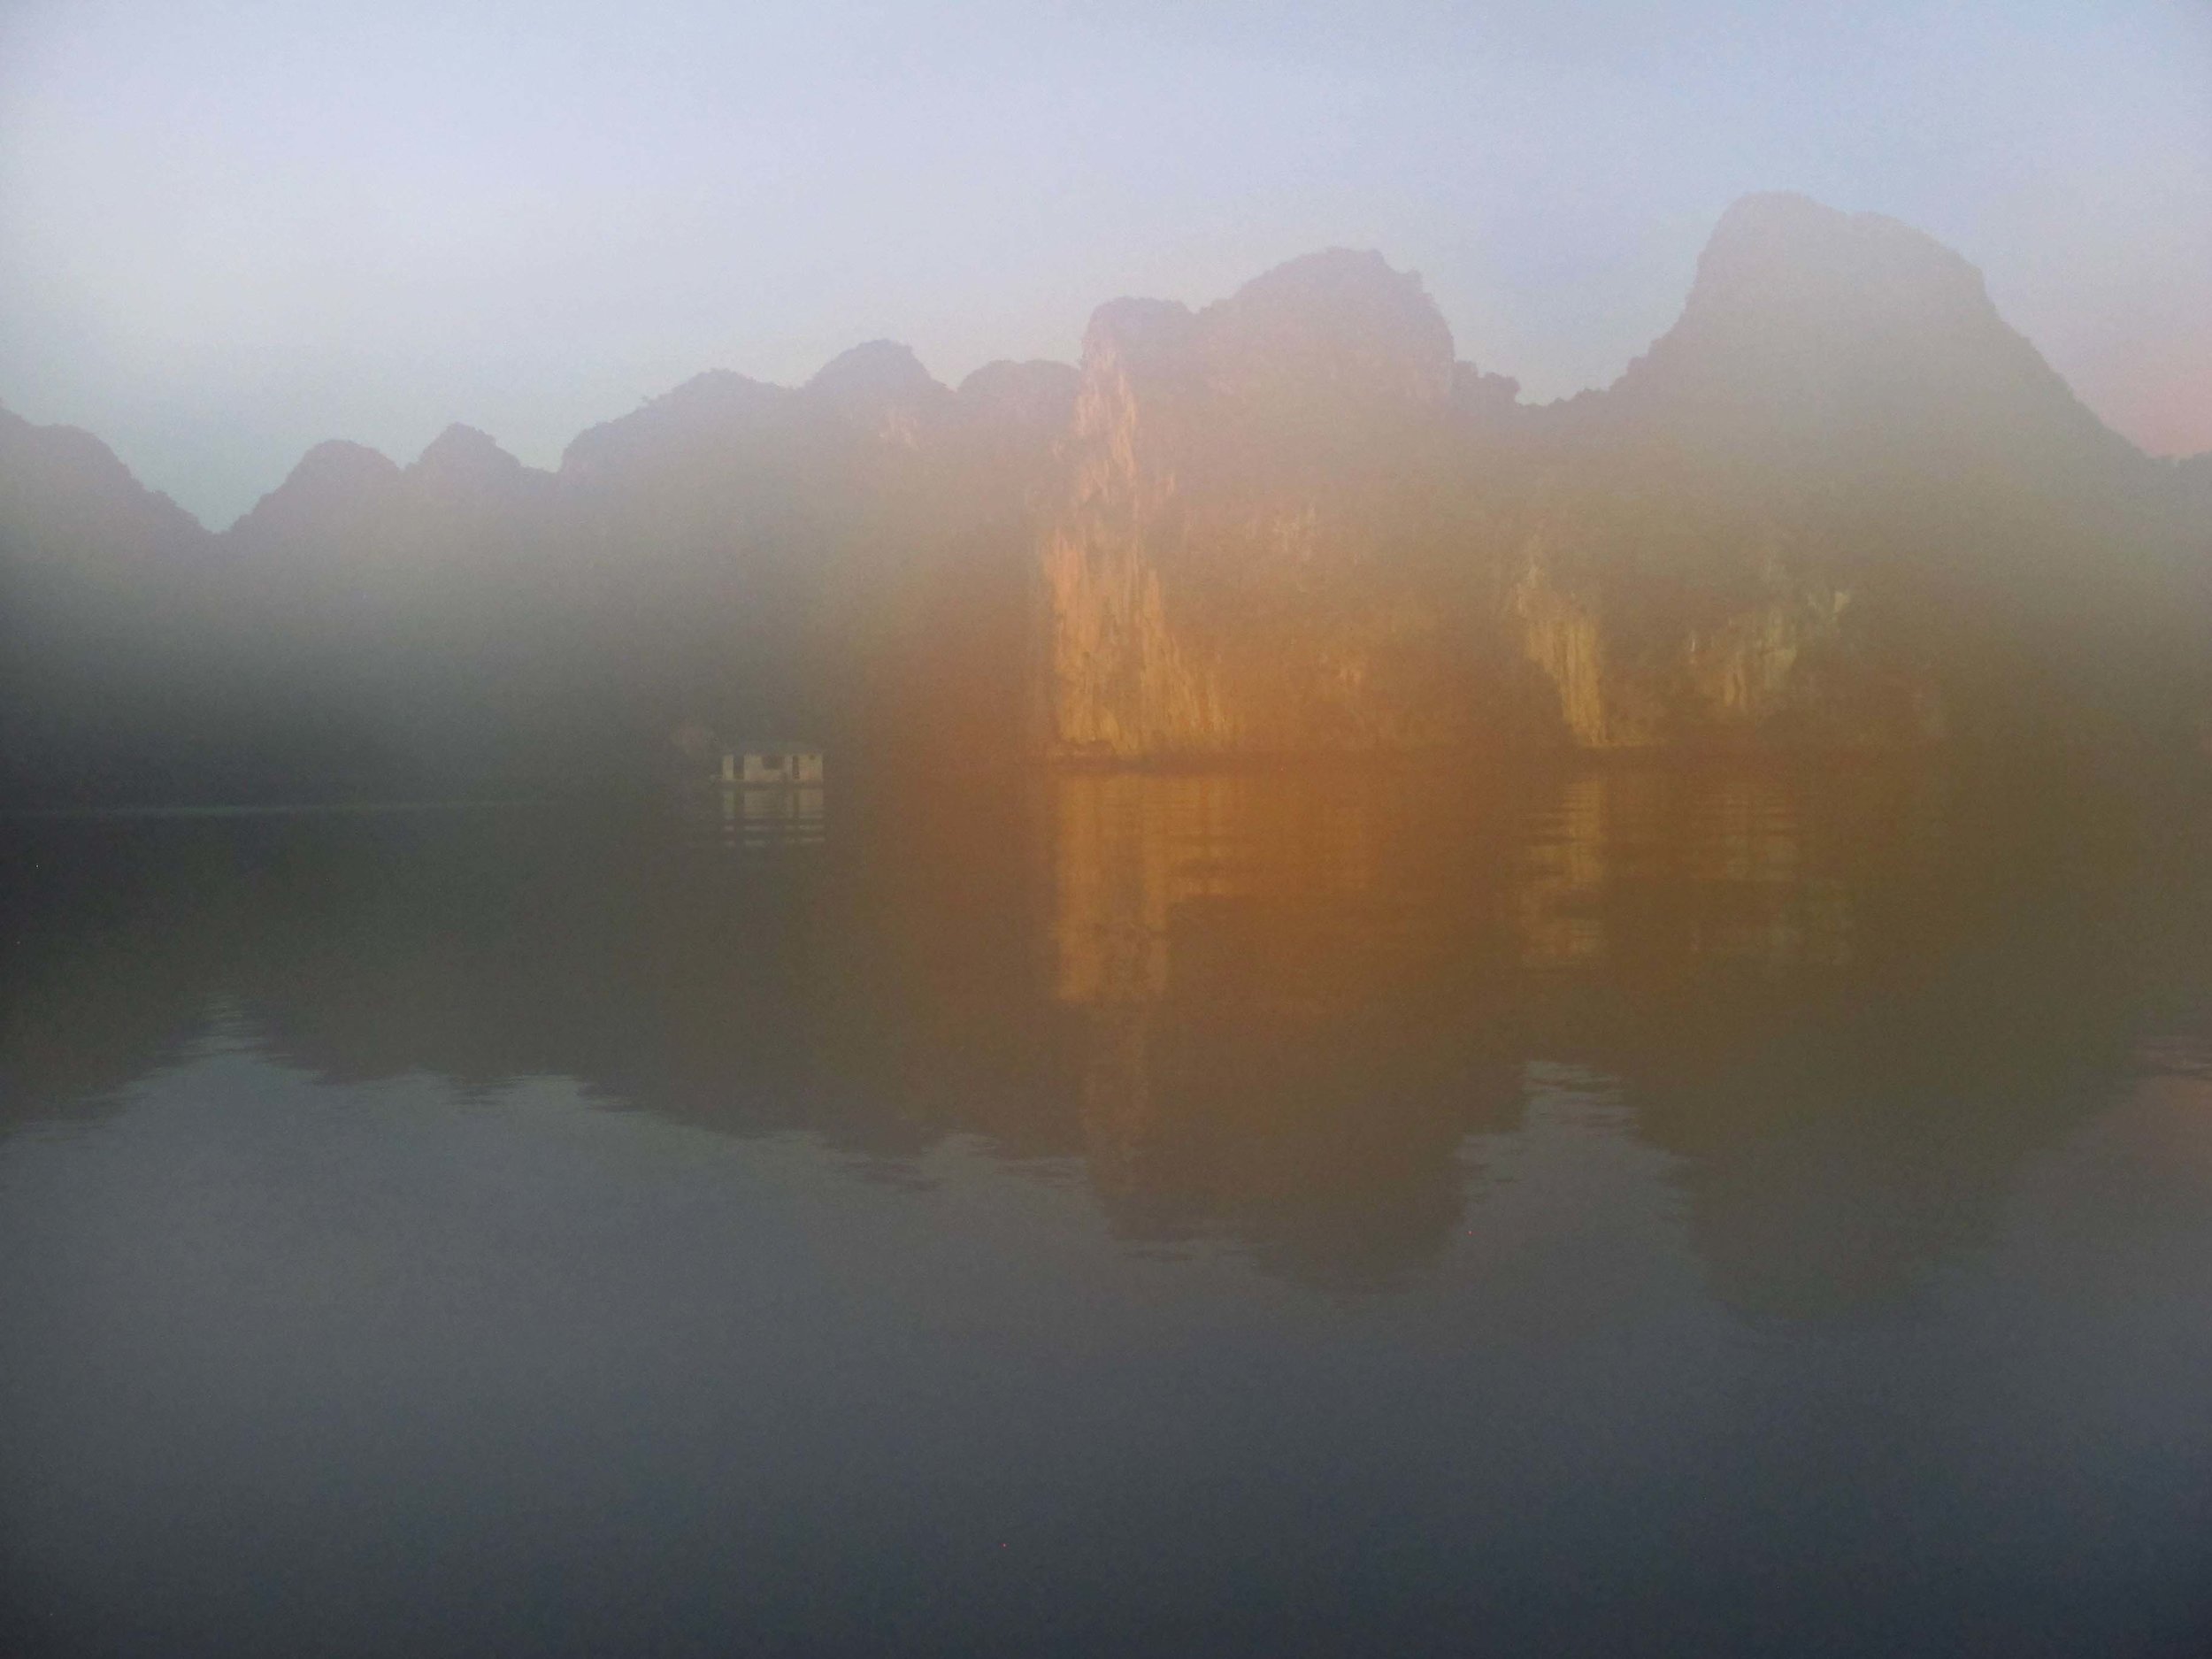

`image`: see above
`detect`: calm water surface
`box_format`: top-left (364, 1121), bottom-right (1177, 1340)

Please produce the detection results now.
top-left (4, 767), bottom-right (2211, 1657)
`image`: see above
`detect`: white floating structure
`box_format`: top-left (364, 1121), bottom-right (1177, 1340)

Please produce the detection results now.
top-left (719, 741), bottom-right (826, 786)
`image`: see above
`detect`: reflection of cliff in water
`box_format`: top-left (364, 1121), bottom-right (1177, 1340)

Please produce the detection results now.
top-left (4, 766), bottom-right (2208, 1311)
top-left (666, 781), bottom-right (829, 854)
top-left (1044, 772), bottom-right (1518, 1281)
top-left (1037, 765), bottom-right (2212, 1303)
top-left (1650, 771), bottom-right (2204, 1317)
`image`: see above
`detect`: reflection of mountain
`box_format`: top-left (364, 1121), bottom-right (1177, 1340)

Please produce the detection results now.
top-left (1516, 769), bottom-right (1866, 972)
top-left (1044, 772), bottom-right (1508, 1278)
top-left (4, 196), bottom-right (2208, 806)
top-left (6, 772), bottom-right (2206, 1311)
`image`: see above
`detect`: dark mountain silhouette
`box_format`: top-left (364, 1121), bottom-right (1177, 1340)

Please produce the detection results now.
top-left (1513, 192), bottom-right (2203, 752)
top-left (0, 405), bottom-right (204, 566)
top-left (1603, 193), bottom-right (2125, 460)
top-left (0, 405), bottom-right (228, 799)
top-left (0, 193), bottom-right (2204, 804)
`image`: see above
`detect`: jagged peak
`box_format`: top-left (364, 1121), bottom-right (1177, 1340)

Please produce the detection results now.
top-left (411, 422), bottom-right (522, 477)
top-left (1221, 247), bottom-right (1432, 313)
top-left (0, 405), bottom-right (208, 538)
top-left (650, 368), bottom-right (783, 411)
top-left (0, 408), bottom-right (146, 487)
top-left (1683, 191), bottom-right (1993, 330)
top-left (227, 439), bottom-right (400, 537)
top-left (803, 340), bottom-right (949, 416)
top-left (558, 370), bottom-right (788, 476)
top-left (1080, 250), bottom-right (1455, 407)
top-left (1591, 189), bottom-right (2126, 464)
top-left (284, 438), bottom-right (402, 486)
top-left (1205, 248), bottom-right (1455, 402)
top-left (619, 370), bottom-right (786, 423)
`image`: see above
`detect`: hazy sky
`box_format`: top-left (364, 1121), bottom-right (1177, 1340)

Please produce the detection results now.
top-left (2, 0), bottom-right (2208, 526)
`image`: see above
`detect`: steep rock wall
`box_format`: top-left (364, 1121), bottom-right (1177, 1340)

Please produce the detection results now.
top-left (1034, 254), bottom-right (1487, 759)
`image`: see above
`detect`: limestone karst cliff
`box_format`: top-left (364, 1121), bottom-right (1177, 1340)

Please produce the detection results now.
top-left (1506, 193), bottom-right (2201, 755)
top-left (1028, 231), bottom-right (1908, 760)
top-left (1036, 251), bottom-right (1504, 758)
top-left (1033, 194), bottom-right (2205, 761)
top-left (1, 193), bottom-right (2205, 803)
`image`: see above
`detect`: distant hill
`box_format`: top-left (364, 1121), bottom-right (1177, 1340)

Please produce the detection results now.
top-left (1, 194), bottom-right (2204, 804)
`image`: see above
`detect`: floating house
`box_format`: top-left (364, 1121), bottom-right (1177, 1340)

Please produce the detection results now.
top-left (719, 741), bottom-right (826, 786)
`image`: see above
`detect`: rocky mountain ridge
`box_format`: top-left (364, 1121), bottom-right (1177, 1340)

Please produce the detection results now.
top-left (2, 193), bottom-right (2205, 802)
top-left (1035, 194), bottom-right (2205, 761)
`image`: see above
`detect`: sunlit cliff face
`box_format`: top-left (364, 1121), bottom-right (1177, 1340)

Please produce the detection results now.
top-left (1029, 762), bottom-right (2181, 1304)
top-left (1036, 252), bottom-right (1486, 759)
top-left (3, 191), bottom-right (2208, 809)
top-left (1033, 195), bottom-right (2202, 764)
